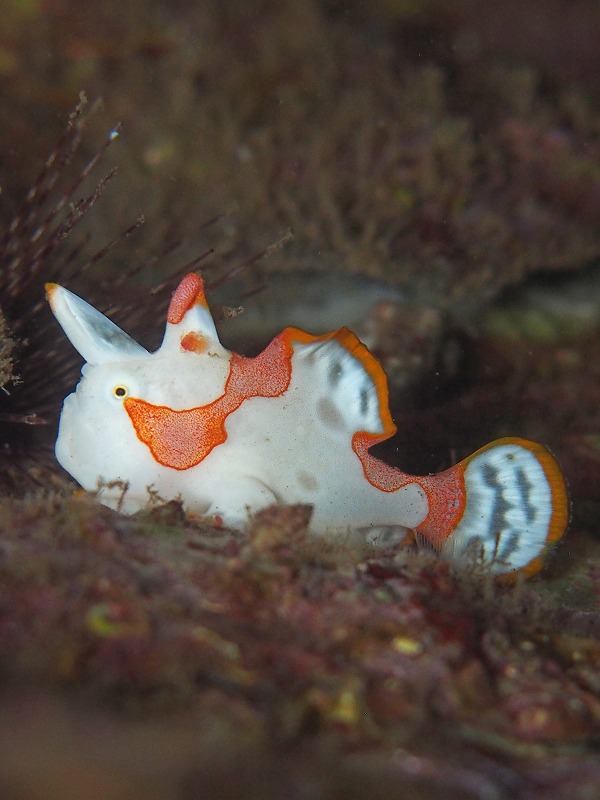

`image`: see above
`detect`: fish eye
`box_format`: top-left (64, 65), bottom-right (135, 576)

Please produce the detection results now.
top-left (112, 385), bottom-right (129, 400)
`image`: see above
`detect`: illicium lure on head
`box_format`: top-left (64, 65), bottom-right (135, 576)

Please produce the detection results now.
top-left (47, 273), bottom-right (569, 578)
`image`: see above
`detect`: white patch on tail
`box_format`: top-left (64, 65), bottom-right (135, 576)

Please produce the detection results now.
top-left (441, 442), bottom-right (555, 574)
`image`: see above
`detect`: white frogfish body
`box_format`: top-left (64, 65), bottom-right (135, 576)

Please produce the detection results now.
top-left (47, 273), bottom-right (569, 578)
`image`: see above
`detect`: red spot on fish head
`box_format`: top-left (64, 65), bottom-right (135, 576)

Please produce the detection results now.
top-left (180, 331), bottom-right (207, 353)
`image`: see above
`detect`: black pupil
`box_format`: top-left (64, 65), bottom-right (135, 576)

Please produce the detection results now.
top-left (115, 387), bottom-right (126, 397)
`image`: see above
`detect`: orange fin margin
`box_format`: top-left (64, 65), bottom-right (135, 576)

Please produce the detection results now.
top-left (416, 437), bottom-right (569, 580)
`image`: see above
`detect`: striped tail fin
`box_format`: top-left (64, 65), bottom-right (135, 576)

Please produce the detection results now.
top-left (415, 438), bottom-right (569, 579)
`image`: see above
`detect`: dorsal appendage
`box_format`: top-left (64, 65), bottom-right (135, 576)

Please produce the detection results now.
top-left (159, 272), bottom-right (227, 357)
top-left (45, 282), bottom-right (150, 363)
top-left (46, 272), bottom-right (569, 581)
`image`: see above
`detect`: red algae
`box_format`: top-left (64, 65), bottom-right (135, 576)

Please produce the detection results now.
top-left (0, 493), bottom-right (600, 797)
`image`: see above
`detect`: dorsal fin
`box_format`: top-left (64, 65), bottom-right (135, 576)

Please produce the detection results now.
top-left (284, 326), bottom-right (395, 439)
top-left (159, 273), bottom-right (225, 356)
